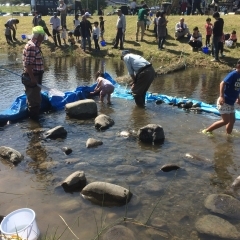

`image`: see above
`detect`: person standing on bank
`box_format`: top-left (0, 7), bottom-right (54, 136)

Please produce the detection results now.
top-left (38, 15), bottom-right (52, 38)
top-left (22, 26), bottom-right (45, 120)
top-left (202, 59), bottom-right (240, 135)
top-left (157, 11), bottom-right (168, 50)
top-left (112, 9), bottom-right (126, 50)
top-left (50, 12), bottom-right (61, 46)
top-left (211, 11), bottom-right (224, 62)
top-left (121, 50), bottom-right (155, 107)
top-left (5, 18), bottom-right (19, 41)
top-left (80, 15), bottom-right (92, 52)
top-left (57, 0), bottom-right (67, 28)
top-left (32, 11), bottom-right (38, 27)
top-left (136, 4), bottom-right (148, 42)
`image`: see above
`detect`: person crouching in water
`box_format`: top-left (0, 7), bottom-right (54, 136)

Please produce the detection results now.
top-left (202, 59), bottom-right (240, 135)
top-left (188, 26), bottom-right (202, 51)
top-left (90, 71), bottom-right (115, 104)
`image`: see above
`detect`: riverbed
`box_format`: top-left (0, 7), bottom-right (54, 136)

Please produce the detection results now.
top-left (1, 54), bottom-right (240, 240)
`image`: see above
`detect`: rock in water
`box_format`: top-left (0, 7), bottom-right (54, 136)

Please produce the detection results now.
top-left (61, 171), bottom-right (86, 191)
top-left (95, 114), bottom-right (114, 130)
top-left (137, 124), bottom-right (165, 143)
top-left (232, 176), bottom-right (240, 189)
top-left (44, 126), bottom-right (67, 139)
top-left (195, 215), bottom-right (240, 239)
top-left (0, 146), bottom-right (23, 165)
top-left (86, 138), bottom-right (103, 148)
top-left (62, 147), bottom-right (72, 155)
top-left (103, 225), bottom-right (135, 240)
top-left (204, 194), bottom-right (240, 219)
top-left (81, 182), bottom-right (132, 206)
top-left (160, 164), bottom-right (180, 172)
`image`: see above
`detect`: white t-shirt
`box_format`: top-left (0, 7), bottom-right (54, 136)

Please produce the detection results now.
top-left (61, 29), bottom-right (67, 39)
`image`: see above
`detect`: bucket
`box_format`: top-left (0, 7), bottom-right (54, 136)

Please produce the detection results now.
top-left (21, 34), bottom-right (26, 40)
top-left (202, 47), bottom-right (209, 54)
top-left (100, 40), bottom-right (106, 47)
top-left (0, 208), bottom-right (40, 240)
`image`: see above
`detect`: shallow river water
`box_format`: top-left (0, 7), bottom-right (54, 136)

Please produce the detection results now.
top-left (1, 53), bottom-right (240, 240)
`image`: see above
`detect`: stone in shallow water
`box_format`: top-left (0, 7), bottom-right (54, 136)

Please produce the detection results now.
top-left (103, 225), bottom-right (135, 240)
top-left (86, 138), bottom-right (103, 148)
top-left (94, 114), bottom-right (114, 130)
top-left (0, 146), bottom-right (23, 165)
top-left (195, 214), bottom-right (240, 239)
top-left (204, 194), bottom-right (240, 219)
top-left (81, 182), bottom-right (132, 206)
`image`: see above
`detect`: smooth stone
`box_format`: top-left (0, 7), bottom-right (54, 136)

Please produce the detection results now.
top-left (38, 161), bottom-right (59, 170)
top-left (145, 228), bottom-right (169, 239)
top-left (103, 225), bottom-right (135, 240)
top-left (195, 214), bottom-right (240, 239)
top-left (43, 125), bottom-right (67, 139)
top-left (115, 165), bottom-right (140, 174)
top-left (0, 146), bottom-right (23, 165)
top-left (65, 158), bottom-right (80, 164)
top-left (160, 164), bottom-right (180, 172)
top-left (232, 176), bottom-right (240, 189)
top-left (61, 171), bottom-right (86, 191)
top-left (150, 217), bottom-right (168, 230)
top-left (137, 124), bottom-right (165, 143)
top-left (204, 194), bottom-right (240, 219)
top-left (81, 182), bottom-right (132, 206)
top-left (86, 138), bottom-right (103, 148)
top-left (65, 99), bottom-right (97, 119)
top-left (62, 147), bottom-right (72, 155)
top-left (95, 114), bottom-right (114, 130)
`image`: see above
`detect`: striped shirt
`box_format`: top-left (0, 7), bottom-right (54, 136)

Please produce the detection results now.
top-left (22, 38), bottom-right (44, 72)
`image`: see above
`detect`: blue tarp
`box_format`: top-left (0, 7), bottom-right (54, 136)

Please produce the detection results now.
top-left (0, 72), bottom-right (240, 123)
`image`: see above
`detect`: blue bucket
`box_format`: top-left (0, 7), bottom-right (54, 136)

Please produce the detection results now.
top-left (100, 40), bottom-right (106, 47)
top-left (202, 47), bottom-right (209, 54)
top-left (21, 34), bottom-right (26, 40)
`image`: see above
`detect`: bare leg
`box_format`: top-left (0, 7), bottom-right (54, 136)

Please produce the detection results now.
top-left (226, 112), bottom-right (235, 134)
top-left (206, 113), bottom-right (231, 133)
top-left (99, 95), bottom-right (104, 103)
top-left (107, 94), bottom-right (111, 104)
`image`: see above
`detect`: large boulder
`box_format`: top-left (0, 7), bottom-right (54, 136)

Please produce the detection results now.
top-left (65, 99), bottom-right (97, 119)
top-left (95, 114), bottom-right (114, 130)
top-left (43, 126), bottom-right (67, 139)
top-left (61, 171), bottom-right (86, 192)
top-left (137, 124), bottom-right (165, 143)
top-left (103, 225), bottom-right (136, 240)
top-left (204, 194), bottom-right (240, 219)
top-left (195, 215), bottom-right (240, 239)
top-left (0, 146), bottom-right (23, 165)
top-left (81, 182), bottom-right (132, 206)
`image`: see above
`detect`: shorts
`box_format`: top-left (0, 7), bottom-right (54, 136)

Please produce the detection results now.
top-left (100, 30), bottom-right (105, 37)
top-left (100, 84), bottom-right (114, 97)
top-left (217, 98), bottom-right (235, 114)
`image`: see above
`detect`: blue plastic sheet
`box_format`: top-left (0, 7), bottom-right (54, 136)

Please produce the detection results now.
top-left (0, 72), bottom-right (240, 123)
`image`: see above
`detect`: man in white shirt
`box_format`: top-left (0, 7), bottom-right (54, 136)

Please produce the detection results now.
top-left (50, 12), bottom-right (61, 46)
top-left (57, 0), bottom-right (67, 28)
top-left (175, 18), bottom-right (190, 39)
top-left (121, 50), bottom-right (155, 107)
top-left (112, 9), bottom-right (126, 50)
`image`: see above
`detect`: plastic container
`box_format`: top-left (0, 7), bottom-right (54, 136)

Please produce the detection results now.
top-left (21, 34), bottom-right (26, 40)
top-left (202, 47), bottom-right (209, 54)
top-left (0, 208), bottom-right (40, 240)
top-left (100, 40), bottom-right (106, 47)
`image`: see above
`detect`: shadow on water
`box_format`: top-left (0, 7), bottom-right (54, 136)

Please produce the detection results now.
top-left (1, 54), bottom-right (240, 239)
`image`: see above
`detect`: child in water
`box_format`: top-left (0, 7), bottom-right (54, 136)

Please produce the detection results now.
top-left (90, 71), bottom-right (115, 104)
top-left (202, 59), bottom-right (240, 135)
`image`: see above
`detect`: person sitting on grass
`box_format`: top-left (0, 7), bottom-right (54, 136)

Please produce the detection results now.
top-left (90, 71), bottom-right (115, 104)
top-left (188, 27), bottom-right (202, 50)
top-left (227, 30), bottom-right (237, 47)
top-left (202, 59), bottom-right (240, 135)
top-left (175, 17), bottom-right (190, 40)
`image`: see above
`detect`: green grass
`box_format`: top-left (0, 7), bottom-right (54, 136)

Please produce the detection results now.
top-left (0, 14), bottom-right (239, 70)
top-left (0, 6), bottom-right (31, 14)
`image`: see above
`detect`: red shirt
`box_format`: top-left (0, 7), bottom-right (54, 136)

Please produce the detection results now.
top-left (205, 23), bottom-right (213, 36)
top-left (22, 38), bottom-right (44, 73)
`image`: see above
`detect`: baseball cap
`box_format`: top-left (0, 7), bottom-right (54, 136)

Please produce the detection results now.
top-left (121, 50), bottom-right (130, 56)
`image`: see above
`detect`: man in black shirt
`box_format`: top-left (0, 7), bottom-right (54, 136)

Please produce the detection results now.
top-left (211, 11), bottom-right (224, 62)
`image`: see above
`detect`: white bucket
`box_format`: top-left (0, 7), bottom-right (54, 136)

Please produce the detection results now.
top-left (0, 208), bottom-right (40, 240)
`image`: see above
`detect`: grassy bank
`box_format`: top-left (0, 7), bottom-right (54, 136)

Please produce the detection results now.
top-left (0, 14), bottom-right (239, 70)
